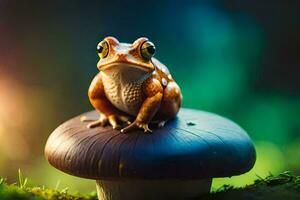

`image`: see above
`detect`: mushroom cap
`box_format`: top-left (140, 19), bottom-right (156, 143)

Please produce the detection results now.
top-left (45, 108), bottom-right (256, 180)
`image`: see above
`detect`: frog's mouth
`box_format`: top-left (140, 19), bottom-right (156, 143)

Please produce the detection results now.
top-left (99, 62), bottom-right (155, 72)
top-left (101, 62), bottom-right (153, 82)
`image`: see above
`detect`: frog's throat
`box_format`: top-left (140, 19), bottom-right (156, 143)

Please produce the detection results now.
top-left (100, 67), bottom-right (151, 115)
top-left (100, 63), bottom-right (152, 83)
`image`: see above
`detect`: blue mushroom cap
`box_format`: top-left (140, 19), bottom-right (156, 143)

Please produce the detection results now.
top-left (45, 108), bottom-right (256, 180)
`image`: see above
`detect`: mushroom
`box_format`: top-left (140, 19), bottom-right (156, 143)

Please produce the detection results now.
top-left (45, 108), bottom-right (256, 200)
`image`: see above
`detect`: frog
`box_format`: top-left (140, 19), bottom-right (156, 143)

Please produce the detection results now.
top-left (82, 36), bottom-right (182, 133)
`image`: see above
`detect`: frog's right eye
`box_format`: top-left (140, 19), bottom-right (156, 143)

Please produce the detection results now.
top-left (97, 41), bottom-right (109, 59)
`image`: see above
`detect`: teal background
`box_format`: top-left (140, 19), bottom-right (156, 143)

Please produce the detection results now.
top-left (0, 0), bottom-right (299, 192)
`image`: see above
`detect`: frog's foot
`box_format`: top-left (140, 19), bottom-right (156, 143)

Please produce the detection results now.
top-left (80, 115), bottom-right (96, 122)
top-left (86, 115), bottom-right (120, 129)
top-left (107, 115), bottom-right (122, 130)
top-left (107, 114), bottom-right (133, 130)
top-left (121, 121), bottom-right (152, 133)
top-left (81, 113), bottom-right (132, 130)
top-left (82, 113), bottom-right (109, 128)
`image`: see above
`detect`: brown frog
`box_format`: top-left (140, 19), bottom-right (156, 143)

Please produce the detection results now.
top-left (83, 36), bottom-right (182, 133)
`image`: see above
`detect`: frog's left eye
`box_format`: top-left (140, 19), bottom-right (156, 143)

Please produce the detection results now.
top-left (97, 40), bottom-right (109, 59)
top-left (140, 41), bottom-right (155, 61)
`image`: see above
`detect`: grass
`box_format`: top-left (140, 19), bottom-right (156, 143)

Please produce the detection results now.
top-left (0, 181), bottom-right (98, 200)
top-left (203, 171), bottom-right (300, 200)
top-left (0, 170), bottom-right (97, 200)
top-left (0, 172), bottom-right (299, 200)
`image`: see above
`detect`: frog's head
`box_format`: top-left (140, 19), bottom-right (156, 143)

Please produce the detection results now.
top-left (96, 36), bottom-right (156, 74)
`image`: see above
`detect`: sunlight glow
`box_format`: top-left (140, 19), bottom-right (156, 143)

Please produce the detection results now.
top-left (0, 77), bottom-right (30, 161)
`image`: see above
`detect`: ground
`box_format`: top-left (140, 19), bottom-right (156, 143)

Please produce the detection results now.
top-left (0, 172), bottom-right (299, 200)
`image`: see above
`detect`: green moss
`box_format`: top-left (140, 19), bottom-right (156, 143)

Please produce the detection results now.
top-left (203, 171), bottom-right (300, 200)
top-left (0, 172), bottom-right (299, 200)
top-left (0, 179), bottom-right (97, 200)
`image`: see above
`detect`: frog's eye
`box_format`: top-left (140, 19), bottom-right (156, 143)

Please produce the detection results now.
top-left (97, 40), bottom-right (109, 59)
top-left (140, 41), bottom-right (155, 61)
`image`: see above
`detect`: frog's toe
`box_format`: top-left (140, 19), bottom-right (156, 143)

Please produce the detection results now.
top-left (80, 115), bottom-right (98, 122)
top-left (87, 120), bottom-right (101, 128)
top-left (87, 118), bottom-right (108, 128)
top-left (80, 116), bottom-right (89, 122)
top-left (140, 124), bottom-right (152, 133)
top-left (120, 122), bottom-right (137, 133)
top-left (117, 115), bottom-right (132, 125)
top-left (112, 124), bottom-right (121, 130)
top-left (121, 121), bottom-right (152, 133)
top-left (108, 115), bottom-right (117, 126)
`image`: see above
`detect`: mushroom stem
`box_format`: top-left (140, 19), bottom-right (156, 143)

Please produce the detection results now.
top-left (96, 179), bottom-right (212, 200)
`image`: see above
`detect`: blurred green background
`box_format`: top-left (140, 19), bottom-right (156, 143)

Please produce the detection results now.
top-left (0, 0), bottom-right (299, 193)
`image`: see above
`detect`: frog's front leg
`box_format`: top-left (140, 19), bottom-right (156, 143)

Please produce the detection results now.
top-left (121, 78), bottom-right (163, 133)
top-left (84, 73), bottom-right (131, 129)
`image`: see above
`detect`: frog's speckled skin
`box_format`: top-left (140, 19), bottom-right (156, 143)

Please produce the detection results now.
top-left (86, 36), bottom-right (182, 133)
